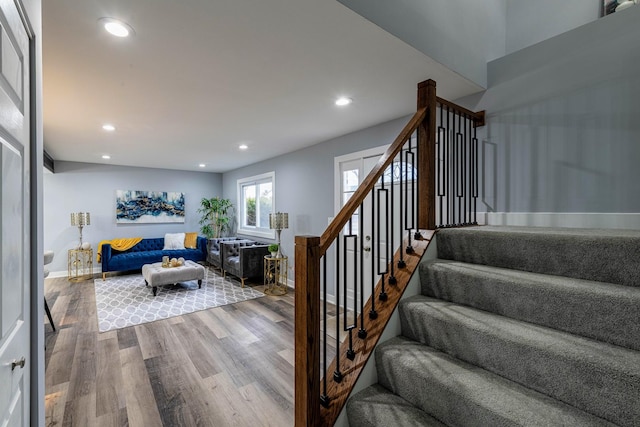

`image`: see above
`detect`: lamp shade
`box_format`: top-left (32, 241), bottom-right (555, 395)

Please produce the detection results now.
top-left (269, 212), bottom-right (288, 230)
top-left (71, 212), bottom-right (90, 226)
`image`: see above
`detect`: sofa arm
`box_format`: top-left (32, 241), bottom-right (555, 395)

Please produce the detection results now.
top-left (197, 236), bottom-right (207, 257)
top-left (239, 245), bottom-right (270, 279)
top-left (101, 243), bottom-right (113, 272)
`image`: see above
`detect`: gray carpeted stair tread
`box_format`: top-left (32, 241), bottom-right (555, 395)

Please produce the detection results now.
top-left (346, 384), bottom-right (447, 427)
top-left (375, 337), bottom-right (616, 427)
top-left (419, 259), bottom-right (640, 351)
top-left (435, 226), bottom-right (640, 287)
top-left (399, 295), bottom-right (640, 426)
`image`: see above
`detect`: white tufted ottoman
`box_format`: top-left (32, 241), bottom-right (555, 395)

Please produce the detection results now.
top-left (141, 260), bottom-right (205, 296)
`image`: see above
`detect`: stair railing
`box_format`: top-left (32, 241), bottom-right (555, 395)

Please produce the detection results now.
top-left (295, 79), bottom-right (484, 426)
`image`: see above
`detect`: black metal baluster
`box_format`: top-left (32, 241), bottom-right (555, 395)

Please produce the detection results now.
top-left (358, 202), bottom-right (367, 338)
top-left (467, 116), bottom-right (472, 225)
top-left (437, 106), bottom-right (445, 227)
top-left (473, 122), bottom-right (479, 224)
top-left (388, 155), bottom-right (397, 285)
top-left (398, 150), bottom-right (406, 269)
top-left (405, 142), bottom-right (415, 254)
top-left (445, 106), bottom-right (455, 226)
top-left (333, 237), bottom-right (342, 383)
top-left (453, 112), bottom-right (462, 225)
top-left (377, 177), bottom-right (389, 301)
top-left (343, 219), bottom-right (355, 361)
top-left (462, 114), bottom-right (467, 225)
top-left (370, 185), bottom-right (378, 319)
top-left (413, 130), bottom-right (421, 240)
top-left (457, 113), bottom-right (463, 226)
top-left (320, 255), bottom-right (329, 407)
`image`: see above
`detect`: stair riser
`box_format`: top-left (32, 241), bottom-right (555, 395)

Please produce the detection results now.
top-left (436, 228), bottom-right (640, 287)
top-left (420, 260), bottom-right (640, 351)
top-left (375, 339), bottom-right (615, 427)
top-left (346, 384), bottom-right (447, 427)
top-left (399, 299), bottom-right (640, 426)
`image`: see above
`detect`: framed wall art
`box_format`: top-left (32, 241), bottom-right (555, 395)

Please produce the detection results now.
top-left (116, 190), bottom-right (185, 223)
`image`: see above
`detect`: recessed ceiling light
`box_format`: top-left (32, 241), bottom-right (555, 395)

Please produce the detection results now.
top-left (102, 124), bottom-right (115, 131)
top-left (198, 163), bottom-right (206, 168)
top-left (335, 97), bottom-right (353, 106)
top-left (102, 155), bottom-right (111, 160)
top-left (239, 144), bottom-right (248, 150)
top-left (99, 18), bottom-right (135, 38)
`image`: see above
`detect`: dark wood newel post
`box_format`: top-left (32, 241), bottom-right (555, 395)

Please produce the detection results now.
top-left (295, 235), bottom-right (321, 427)
top-left (417, 79), bottom-right (437, 230)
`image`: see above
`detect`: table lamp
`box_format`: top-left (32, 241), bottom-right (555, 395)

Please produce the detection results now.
top-left (70, 212), bottom-right (90, 248)
top-left (269, 212), bottom-right (288, 258)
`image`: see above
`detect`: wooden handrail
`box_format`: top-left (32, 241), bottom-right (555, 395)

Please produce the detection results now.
top-left (319, 107), bottom-right (427, 254)
top-left (436, 96), bottom-right (485, 125)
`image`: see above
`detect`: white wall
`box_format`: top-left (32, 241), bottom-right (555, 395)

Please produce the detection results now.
top-left (338, 0), bottom-right (507, 88)
top-left (505, 0), bottom-right (601, 54)
top-left (43, 162), bottom-right (222, 274)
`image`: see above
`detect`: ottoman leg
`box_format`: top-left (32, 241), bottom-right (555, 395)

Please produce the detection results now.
top-left (153, 286), bottom-right (157, 296)
top-left (145, 279), bottom-right (148, 287)
top-left (198, 279), bottom-right (202, 289)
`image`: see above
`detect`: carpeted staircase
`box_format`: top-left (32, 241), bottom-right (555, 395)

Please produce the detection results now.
top-left (347, 226), bottom-right (640, 426)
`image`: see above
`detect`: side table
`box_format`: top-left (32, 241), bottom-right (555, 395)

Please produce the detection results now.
top-left (68, 248), bottom-right (93, 282)
top-left (264, 255), bottom-right (288, 296)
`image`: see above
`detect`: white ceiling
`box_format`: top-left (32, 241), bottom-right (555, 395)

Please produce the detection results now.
top-left (43, 0), bottom-right (483, 173)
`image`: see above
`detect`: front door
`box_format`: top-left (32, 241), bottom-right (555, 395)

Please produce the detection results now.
top-left (335, 146), bottom-right (387, 312)
top-left (0, 0), bottom-right (32, 425)
top-left (335, 145), bottom-right (416, 314)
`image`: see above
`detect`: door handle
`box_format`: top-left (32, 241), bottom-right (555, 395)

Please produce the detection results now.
top-left (363, 246), bottom-right (371, 252)
top-left (11, 357), bottom-right (25, 371)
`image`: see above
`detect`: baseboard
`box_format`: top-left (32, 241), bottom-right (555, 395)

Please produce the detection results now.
top-left (47, 267), bottom-right (103, 279)
top-left (478, 212), bottom-right (640, 230)
top-left (47, 270), bottom-right (71, 278)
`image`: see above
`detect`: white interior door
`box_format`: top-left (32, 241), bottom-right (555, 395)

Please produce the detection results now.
top-left (0, 0), bottom-right (31, 425)
top-left (335, 147), bottom-right (416, 314)
top-left (336, 149), bottom-right (385, 313)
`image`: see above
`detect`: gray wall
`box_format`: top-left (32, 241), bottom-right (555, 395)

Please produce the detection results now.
top-left (505, 0), bottom-right (600, 54)
top-left (222, 115), bottom-right (411, 288)
top-left (338, 0), bottom-right (507, 88)
top-left (43, 161), bottom-right (222, 273)
top-left (459, 6), bottom-right (640, 214)
top-left (337, 1), bottom-right (605, 87)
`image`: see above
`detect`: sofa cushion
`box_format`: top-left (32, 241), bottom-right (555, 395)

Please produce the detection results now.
top-left (163, 233), bottom-right (186, 250)
top-left (184, 232), bottom-right (198, 249)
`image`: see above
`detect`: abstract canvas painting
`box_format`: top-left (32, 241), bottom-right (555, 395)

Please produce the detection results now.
top-left (116, 190), bottom-right (185, 223)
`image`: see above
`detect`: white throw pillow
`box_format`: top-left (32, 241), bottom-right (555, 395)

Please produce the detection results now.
top-left (163, 233), bottom-right (186, 250)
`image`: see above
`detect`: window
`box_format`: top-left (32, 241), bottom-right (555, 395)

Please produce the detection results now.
top-left (237, 172), bottom-right (275, 239)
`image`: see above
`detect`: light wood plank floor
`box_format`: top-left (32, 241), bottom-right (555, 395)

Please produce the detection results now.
top-left (44, 269), bottom-right (296, 427)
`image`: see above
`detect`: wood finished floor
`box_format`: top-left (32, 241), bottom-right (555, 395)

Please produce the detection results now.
top-left (44, 270), bottom-right (297, 427)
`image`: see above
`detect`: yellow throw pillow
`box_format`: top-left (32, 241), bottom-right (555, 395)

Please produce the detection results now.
top-left (184, 232), bottom-right (198, 249)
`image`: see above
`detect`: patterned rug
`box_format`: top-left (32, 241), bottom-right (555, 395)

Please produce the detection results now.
top-left (94, 269), bottom-right (264, 332)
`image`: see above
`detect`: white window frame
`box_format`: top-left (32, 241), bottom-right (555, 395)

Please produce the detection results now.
top-left (237, 171), bottom-right (276, 239)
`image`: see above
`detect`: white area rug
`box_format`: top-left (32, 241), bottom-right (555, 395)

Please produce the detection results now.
top-left (95, 270), bottom-right (264, 332)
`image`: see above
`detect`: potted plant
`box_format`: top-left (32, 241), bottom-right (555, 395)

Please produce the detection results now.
top-left (198, 197), bottom-right (233, 238)
top-left (268, 244), bottom-right (279, 258)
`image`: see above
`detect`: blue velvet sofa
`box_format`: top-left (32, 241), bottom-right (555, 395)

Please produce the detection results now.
top-left (101, 236), bottom-right (207, 279)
